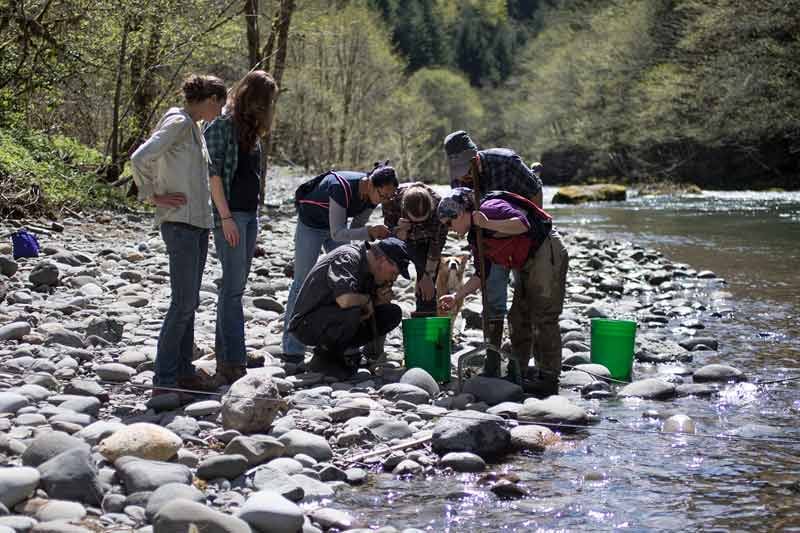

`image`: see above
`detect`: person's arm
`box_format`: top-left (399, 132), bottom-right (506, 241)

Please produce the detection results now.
top-left (335, 292), bottom-right (371, 309)
top-left (130, 114), bottom-right (189, 202)
top-left (204, 118), bottom-right (239, 247)
top-left (329, 200), bottom-right (371, 242)
top-left (473, 212), bottom-right (529, 235)
top-left (438, 275), bottom-right (481, 312)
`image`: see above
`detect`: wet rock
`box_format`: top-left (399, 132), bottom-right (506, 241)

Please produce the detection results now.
top-left (290, 474), bottom-right (334, 499)
top-left (392, 459), bottom-right (423, 476)
top-left (662, 414), bottom-right (696, 434)
top-left (399, 368), bottom-right (440, 398)
top-left (153, 499), bottom-right (251, 533)
top-left (0, 256), bottom-right (18, 276)
top-left (236, 490), bottom-right (303, 533)
top-left (309, 508), bottom-right (356, 530)
top-left (463, 377), bottom-right (523, 406)
top-left (98, 423), bottom-right (182, 462)
top-left (37, 448), bottom-right (104, 505)
top-left (0, 466), bottom-right (40, 508)
top-left (509, 425), bottom-right (557, 451)
top-left (439, 452), bottom-right (486, 472)
top-left (678, 337), bottom-right (719, 351)
top-left (115, 457), bottom-right (192, 494)
top-left (432, 410), bottom-right (511, 458)
top-left (221, 373), bottom-right (283, 434)
top-left (379, 383), bottom-right (430, 405)
top-left (196, 454), bottom-right (249, 480)
top-left (22, 432), bottom-right (90, 467)
top-left (618, 378), bottom-right (676, 400)
top-left (278, 430), bottom-right (332, 462)
top-left (224, 435), bottom-right (284, 465)
top-left (345, 467), bottom-right (368, 485)
top-left (318, 464), bottom-right (347, 482)
top-left (675, 383), bottom-right (717, 398)
top-left (518, 396), bottom-right (591, 428)
top-left (693, 364), bottom-right (746, 383)
top-left (490, 479), bottom-right (528, 499)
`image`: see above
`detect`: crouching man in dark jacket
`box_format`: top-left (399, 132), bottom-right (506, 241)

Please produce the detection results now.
top-left (288, 237), bottom-right (410, 379)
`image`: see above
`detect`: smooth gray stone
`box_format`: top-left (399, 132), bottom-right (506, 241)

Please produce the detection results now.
top-left (29, 262), bottom-right (59, 286)
top-left (518, 396), bottom-right (591, 428)
top-left (85, 318), bottom-right (123, 343)
top-left (317, 464), bottom-right (347, 483)
top-left (693, 364), bottom-right (746, 383)
top-left (196, 454), bottom-right (249, 480)
top-left (30, 521), bottom-right (91, 533)
top-left (63, 380), bottom-right (108, 402)
top-left (102, 494), bottom-right (127, 514)
top-left (35, 500), bottom-right (86, 522)
top-left (439, 452), bottom-right (486, 472)
top-left (345, 468), bottom-right (367, 485)
top-left (12, 385), bottom-right (51, 402)
top-left (399, 368), bottom-right (440, 398)
top-left (57, 397), bottom-right (101, 416)
top-left (618, 378), bottom-right (676, 400)
top-left (308, 508), bottom-right (356, 531)
top-left (486, 402), bottom-right (523, 418)
top-left (74, 421), bottom-right (124, 445)
top-left (0, 516), bottom-right (38, 532)
top-left (291, 474), bottom-right (334, 500)
top-left (236, 490), bottom-right (303, 533)
top-left (0, 467), bottom-right (40, 508)
top-left (463, 377), bottom-right (523, 406)
top-left (678, 337), bottom-right (719, 351)
top-left (114, 457), bottom-right (192, 494)
top-left (153, 500), bottom-right (250, 533)
top-left (44, 330), bottom-right (85, 349)
top-left (378, 383), bottom-right (430, 404)
top-left (22, 432), bottom-right (90, 467)
top-left (392, 459), bottom-right (423, 476)
top-left (277, 430), bottom-right (332, 462)
top-left (675, 383), bottom-right (717, 398)
top-left (0, 393), bottom-right (29, 415)
top-left (431, 410), bottom-right (510, 458)
top-left (145, 483), bottom-right (205, 521)
top-left (183, 400), bottom-right (221, 417)
top-left (0, 322), bottom-right (31, 341)
top-left (362, 417), bottom-right (413, 441)
top-left (264, 458), bottom-right (303, 476)
top-left (224, 435), bottom-right (285, 466)
top-left (251, 466), bottom-right (304, 501)
top-left (93, 363), bottom-right (135, 382)
top-left (37, 447), bottom-right (104, 505)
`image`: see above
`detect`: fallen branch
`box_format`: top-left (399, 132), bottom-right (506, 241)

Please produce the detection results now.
top-left (341, 432), bottom-right (433, 464)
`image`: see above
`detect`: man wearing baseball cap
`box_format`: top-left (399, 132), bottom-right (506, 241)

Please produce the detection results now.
top-left (288, 237), bottom-right (411, 379)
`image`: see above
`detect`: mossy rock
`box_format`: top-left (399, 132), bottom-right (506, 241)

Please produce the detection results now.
top-left (552, 184), bottom-right (627, 204)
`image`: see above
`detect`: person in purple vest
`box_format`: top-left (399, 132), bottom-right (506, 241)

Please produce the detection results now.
top-left (281, 163), bottom-right (398, 363)
top-left (437, 187), bottom-right (569, 398)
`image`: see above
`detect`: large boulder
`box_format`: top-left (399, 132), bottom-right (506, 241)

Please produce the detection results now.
top-left (463, 376), bottom-right (523, 406)
top-left (431, 410), bottom-right (511, 459)
top-left (221, 373), bottom-right (283, 433)
top-left (98, 423), bottom-right (182, 461)
top-left (22, 431), bottom-right (90, 467)
top-left (236, 490), bottom-right (304, 533)
top-left (552, 184), bottom-right (627, 205)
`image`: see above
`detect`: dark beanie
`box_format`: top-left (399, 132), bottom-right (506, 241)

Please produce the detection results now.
top-left (444, 131), bottom-right (478, 156)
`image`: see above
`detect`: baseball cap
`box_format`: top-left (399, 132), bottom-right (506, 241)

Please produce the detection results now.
top-left (373, 237), bottom-right (411, 279)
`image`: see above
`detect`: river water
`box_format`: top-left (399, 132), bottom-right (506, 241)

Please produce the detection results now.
top-left (332, 187), bottom-right (800, 531)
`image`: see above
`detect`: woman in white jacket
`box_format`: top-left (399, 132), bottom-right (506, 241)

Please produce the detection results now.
top-left (131, 74), bottom-right (226, 397)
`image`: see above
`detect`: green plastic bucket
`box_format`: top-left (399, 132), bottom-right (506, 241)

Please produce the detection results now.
top-left (590, 318), bottom-right (637, 381)
top-left (402, 317), bottom-right (451, 383)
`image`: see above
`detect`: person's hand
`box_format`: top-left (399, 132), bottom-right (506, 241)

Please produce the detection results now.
top-left (438, 293), bottom-right (457, 312)
top-left (368, 224), bottom-right (391, 240)
top-left (417, 273), bottom-right (434, 301)
top-left (471, 211), bottom-right (489, 228)
top-left (151, 193), bottom-right (186, 208)
top-left (221, 218), bottom-right (240, 248)
top-left (360, 299), bottom-right (375, 320)
top-left (375, 284), bottom-right (394, 305)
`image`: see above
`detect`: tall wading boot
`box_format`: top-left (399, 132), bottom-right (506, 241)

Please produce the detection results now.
top-left (521, 368), bottom-right (560, 398)
top-left (481, 319), bottom-right (505, 377)
top-left (524, 320), bottom-right (563, 398)
top-left (506, 354), bottom-right (530, 386)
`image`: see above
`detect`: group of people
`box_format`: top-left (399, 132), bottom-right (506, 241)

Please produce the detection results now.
top-left (132, 69), bottom-right (569, 401)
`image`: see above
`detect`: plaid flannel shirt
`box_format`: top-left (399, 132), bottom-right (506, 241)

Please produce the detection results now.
top-left (451, 148), bottom-right (542, 200)
top-left (203, 113), bottom-right (262, 226)
top-left (382, 182), bottom-right (448, 276)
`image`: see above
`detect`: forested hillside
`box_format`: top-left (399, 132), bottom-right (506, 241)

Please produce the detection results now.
top-left (1, 0), bottom-right (797, 217)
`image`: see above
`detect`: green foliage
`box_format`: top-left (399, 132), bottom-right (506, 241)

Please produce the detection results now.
top-left (0, 126), bottom-right (132, 217)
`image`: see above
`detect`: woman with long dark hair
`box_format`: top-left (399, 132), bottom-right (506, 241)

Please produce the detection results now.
top-left (131, 74), bottom-right (227, 396)
top-left (204, 70), bottom-right (277, 384)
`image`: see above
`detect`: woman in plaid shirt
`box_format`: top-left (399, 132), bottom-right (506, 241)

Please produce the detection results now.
top-left (204, 70), bottom-right (277, 385)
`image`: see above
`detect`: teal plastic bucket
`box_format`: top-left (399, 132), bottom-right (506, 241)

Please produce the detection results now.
top-left (402, 317), bottom-right (451, 382)
top-left (590, 318), bottom-right (637, 381)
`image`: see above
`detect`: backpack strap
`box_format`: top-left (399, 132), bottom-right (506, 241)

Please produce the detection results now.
top-left (331, 171), bottom-right (352, 209)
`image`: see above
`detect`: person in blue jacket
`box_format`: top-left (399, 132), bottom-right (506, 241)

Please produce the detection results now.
top-left (281, 162), bottom-right (398, 361)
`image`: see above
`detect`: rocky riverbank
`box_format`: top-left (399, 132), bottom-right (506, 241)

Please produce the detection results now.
top-left (0, 178), bottom-right (749, 533)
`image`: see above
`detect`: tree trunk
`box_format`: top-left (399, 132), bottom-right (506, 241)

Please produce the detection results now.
top-left (107, 17), bottom-right (131, 182)
top-left (245, 0), bottom-right (260, 68)
top-left (260, 0), bottom-right (295, 206)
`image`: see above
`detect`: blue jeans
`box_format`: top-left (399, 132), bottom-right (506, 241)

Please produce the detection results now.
top-left (282, 221), bottom-right (344, 355)
top-left (486, 264), bottom-right (510, 319)
top-left (214, 211), bottom-right (258, 366)
top-left (155, 222), bottom-right (209, 386)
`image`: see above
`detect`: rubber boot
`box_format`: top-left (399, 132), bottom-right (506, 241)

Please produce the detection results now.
top-left (481, 319), bottom-right (505, 378)
top-left (505, 354), bottom-right (530, 386)
top-left (522, 368), bottom-right (560, 399)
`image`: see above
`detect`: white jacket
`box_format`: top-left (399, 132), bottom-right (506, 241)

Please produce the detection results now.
top-left (131, 108), bottom-right (213, 229)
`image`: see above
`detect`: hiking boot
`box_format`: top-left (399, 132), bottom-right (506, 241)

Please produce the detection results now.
top-left (308, 347), bottom-right (356, 381)
top-left (521, 369), bottom-right (560, 399)
top-left (150, 387), bottom-right (196, 405)
top-left (481, 319), bottom-right (504, 378)
top-left (217, 362), bottom-right (247, 385)
top-left (177, 368), bottom-right (218, 392)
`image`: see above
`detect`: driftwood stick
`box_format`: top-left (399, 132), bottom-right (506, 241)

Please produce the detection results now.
top-left (341, 433), bottom-right (433, 463)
